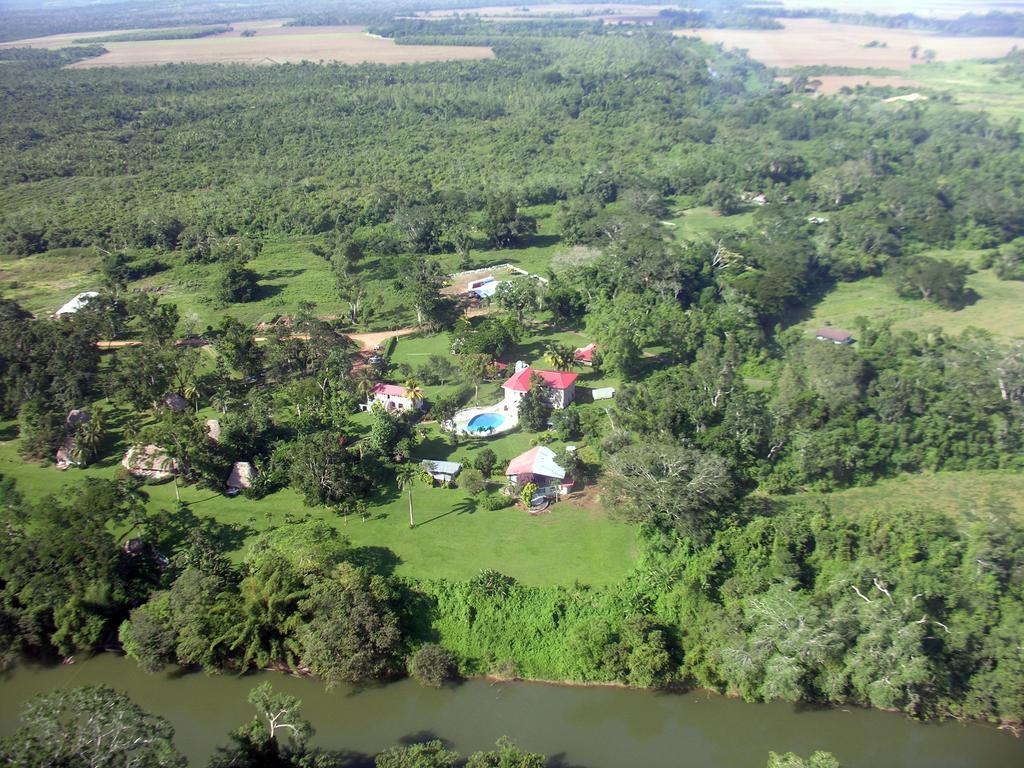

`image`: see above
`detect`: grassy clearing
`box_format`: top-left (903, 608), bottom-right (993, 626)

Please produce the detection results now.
top-left (797, 267), bottom-right (1024, 343)
top-left (15, 204), bottom-right (564, 332)
top-left (663, 205), bottom-right (754, 242)
top-left (912, 59), bottom-right (1024, 124)
top-left (794, 470), bottom-right (1024, 526)
top-left (137, 237), bottom-right (345, 332)
top-left (0, 249), bottom-right (98, 316)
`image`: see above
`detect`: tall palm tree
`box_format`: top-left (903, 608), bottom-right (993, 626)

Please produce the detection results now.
top-left (396, 463), bottom-right (426, 529)
top-left (544, 342), bottom-right (576, 372)
top-left (353, 366), bottom-right (377, 402)
top-left (71, 409), bottom-right (105, 466)
top-left (403, 377), bottom-right (424, 404)
top-left (183, 380), bottom-right (202, 413)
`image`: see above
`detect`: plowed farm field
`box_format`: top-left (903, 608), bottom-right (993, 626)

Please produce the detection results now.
top-left (0, 20), bottom-right (494, 67)
top-left (680, 18), bottom-right (1023, 69)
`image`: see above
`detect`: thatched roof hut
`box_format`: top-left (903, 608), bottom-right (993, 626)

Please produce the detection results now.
top-left (227, 461), bottom-right (254, 491)
top-left (206, 419), bottom-right (221, 442)
top-left (122, 444), bottom-right (177, 480)
top-left (163, 393), bottom-right (188, 413)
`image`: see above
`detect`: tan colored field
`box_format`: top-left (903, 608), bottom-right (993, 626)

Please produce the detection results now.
top-left (681, 19), bottom-right (1024, 69)
top-left (0, 20), bottom-right (494, 68)
top-left (419, 3), bottom-right (676, 17)
top-left (776, 73), bottom-right (923, 94)
top-left (776, 0), bottom-right (1024, 20)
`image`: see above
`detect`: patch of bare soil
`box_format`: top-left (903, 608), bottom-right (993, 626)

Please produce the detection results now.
top-left (776, 73), bottom-right (923, 94)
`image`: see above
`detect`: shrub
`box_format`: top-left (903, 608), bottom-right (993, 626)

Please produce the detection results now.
top-left (459, 467), bottom-right (487, 495)
top-left (409, 643), bottom-right (458, 688)
top-left (473, 447), bottom-right (498, 476)
top-left (519, 482), bottom-right (538, 507)
top-left (477, 492), bottom-right (513, 511)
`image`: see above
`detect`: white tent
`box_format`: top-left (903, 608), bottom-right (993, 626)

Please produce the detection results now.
top-left (54, 292), bottom-right (99, 316)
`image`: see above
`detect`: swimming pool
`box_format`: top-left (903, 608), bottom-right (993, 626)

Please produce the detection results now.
top-left (467, 412), bottom-right (506, 433)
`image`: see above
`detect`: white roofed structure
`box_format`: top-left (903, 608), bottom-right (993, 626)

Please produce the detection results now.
top-left (421, 459), bottom-right (462, 483)
top-left (54, 292), bottom-right (99, 316)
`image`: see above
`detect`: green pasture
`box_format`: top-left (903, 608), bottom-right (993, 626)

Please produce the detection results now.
top-left (796, 266), bottom-right (1024, 343)
top-left (911, 59), bottom-right (1024, 124)
top-left (795, 469), bottom-right (1024, 527)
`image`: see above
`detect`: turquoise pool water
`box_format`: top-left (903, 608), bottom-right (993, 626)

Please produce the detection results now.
top-left (468, 412), bottom-right (505, 432)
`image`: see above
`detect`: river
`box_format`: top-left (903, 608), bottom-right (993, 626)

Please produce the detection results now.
top-left (0, 655), bottom-right (1020, 767)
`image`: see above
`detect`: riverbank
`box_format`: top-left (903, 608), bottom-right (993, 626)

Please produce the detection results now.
top-left (1, 655), bottom-right (1020, 768)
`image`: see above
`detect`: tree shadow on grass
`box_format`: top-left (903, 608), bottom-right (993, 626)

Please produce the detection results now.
top-left (507, 338), bottom-right (546, 362)
top-left (347, 545), bottom-right (402, 576)
top-left (262, 268), bottom-right (305, 281)
top-left (146, 505), bottom-right (252, 555)
top-left (417, 496), bottom-right (477, 526)
top-left (953, 286), bottom-right (981, 310)
top-left (520, 233), bottom-right (561, 250)
top-left (255, 283), bottom-right (283, 302)
top-left (414, 434), bottom-right (453, 459)
top-left (90, 407), bottom-right (137, 469)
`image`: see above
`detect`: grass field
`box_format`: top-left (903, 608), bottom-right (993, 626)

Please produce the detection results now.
top-left (683, 19), bottom-right (1024, 69)
top-left (796, 265), bottom-right (1024, 343)
top-left (0, 248), bottom-right (98, 316)
top-left (0, 20), bottom-right (494, 68)
top-left (663, 205), bottom-right (755, 242)
top-left (795, 470), bottom-right (1024, 526)
top-left (911, 59), bottom-right (1024, 123)
top-left (0, 430), bottom-right (635, 586)
top-left (4, 203), bottom-right (563, 331)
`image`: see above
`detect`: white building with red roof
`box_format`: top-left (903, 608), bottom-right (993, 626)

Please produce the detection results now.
top-left (501, 365), bottom-right (578, 410)
top-left (504, 446), bottom-right (567, 489)
top-left (573, 343), bottom-right (598, 366)
top-left (367, 382), bottom-right (423, 413)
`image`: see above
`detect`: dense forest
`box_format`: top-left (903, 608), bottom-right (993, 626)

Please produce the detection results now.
top-left (1, 8), bottom-right (1023, 752)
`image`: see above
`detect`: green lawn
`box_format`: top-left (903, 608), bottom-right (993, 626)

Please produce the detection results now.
top-left (0, 320), bottom-right (634, 587)
top-left (0, 422), bottom-right (635, 586)
top-left (793, 470), bottom-right (1024, 527)
top-left (796, 267), bottom-right (1024, 343)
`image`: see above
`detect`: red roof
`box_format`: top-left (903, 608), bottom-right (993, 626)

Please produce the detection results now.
top-left (815, 327), bottom-right (853, 343)
top-left (502, 367), bottom-right (578, 392)
top-left (371, 383), bottom-right (410, 398)
top-left (504, 446), bottom-right (566, 480)
top-left (574, 343), bottom-right (597, 362)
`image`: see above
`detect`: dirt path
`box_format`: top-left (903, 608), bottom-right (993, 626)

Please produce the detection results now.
top-left (98, 325), bottom-right (424, 351)
top-left (346, 326), bottom-right (419, 351)
top-left (96, 340), bottom-right (144, 349)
